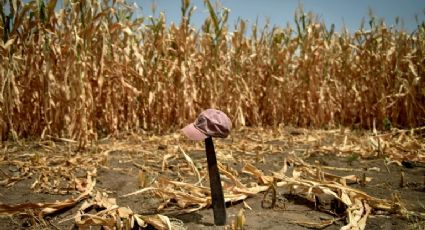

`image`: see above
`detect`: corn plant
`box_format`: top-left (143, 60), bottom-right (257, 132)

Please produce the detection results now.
top-left (1, 0), bottom-right (424, 146)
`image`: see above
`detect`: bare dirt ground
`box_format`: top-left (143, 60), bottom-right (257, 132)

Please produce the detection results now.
top-left (1, 127), bottom-right (424, 229)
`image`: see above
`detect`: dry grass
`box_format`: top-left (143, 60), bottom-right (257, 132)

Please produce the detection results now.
top-left (1, 0), bottom-right (424, 146)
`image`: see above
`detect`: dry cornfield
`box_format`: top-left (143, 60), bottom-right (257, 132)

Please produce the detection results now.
top-left (1, 0), bottom-right (424, 147)
top-left (2, 1), bottom-right (425, 229)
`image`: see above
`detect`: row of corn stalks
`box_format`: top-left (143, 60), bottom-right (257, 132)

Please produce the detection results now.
top-left (1, 0), bottom-right (424, 146)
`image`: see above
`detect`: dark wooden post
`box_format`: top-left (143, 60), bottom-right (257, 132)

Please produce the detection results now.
top-left (205, 136), bottom-right (226, 225)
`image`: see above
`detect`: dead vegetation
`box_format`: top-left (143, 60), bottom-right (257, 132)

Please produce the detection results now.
top-left (1, 0), bottom-right (425, 229)
top-left (1, 0), bottom-right (424, 147)
top-left (1, 127), bottom-right (425, 229)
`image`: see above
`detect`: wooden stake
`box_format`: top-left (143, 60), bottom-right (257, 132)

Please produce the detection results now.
top-left (205, 137), bottom-right (226, 225)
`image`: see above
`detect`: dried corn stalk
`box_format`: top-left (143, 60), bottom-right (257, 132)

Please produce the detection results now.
top-left (1, 0), bottom-right (424, 146)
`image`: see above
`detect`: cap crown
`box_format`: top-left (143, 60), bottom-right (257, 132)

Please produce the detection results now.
top-left (194, 109), bottom-right (232, 138)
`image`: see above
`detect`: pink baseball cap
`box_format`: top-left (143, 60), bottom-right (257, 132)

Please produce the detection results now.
top-left (181, 109), bottom-right (232, 141)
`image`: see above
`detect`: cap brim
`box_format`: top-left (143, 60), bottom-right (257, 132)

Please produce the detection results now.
top-left (181, 123), bottom-right (208, 141)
